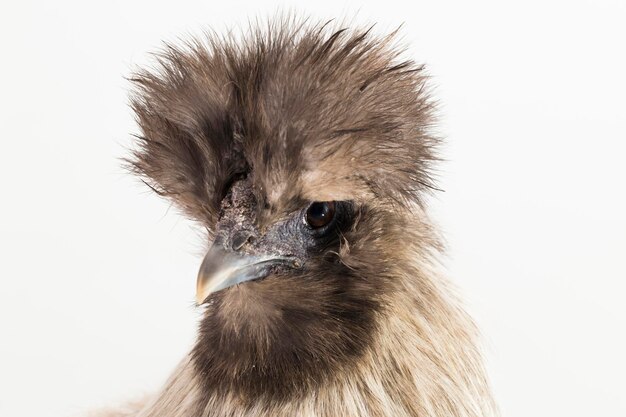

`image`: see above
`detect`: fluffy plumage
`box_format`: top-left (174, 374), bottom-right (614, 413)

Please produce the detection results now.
top-left (113, 17), bottom-right (498, 417)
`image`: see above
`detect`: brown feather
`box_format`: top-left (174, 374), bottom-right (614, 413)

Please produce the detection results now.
top-left (116, 16), bottom-right (498, 417)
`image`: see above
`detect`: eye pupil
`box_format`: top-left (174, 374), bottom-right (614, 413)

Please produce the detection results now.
top-left (306, 202), bottom-right (336, 229)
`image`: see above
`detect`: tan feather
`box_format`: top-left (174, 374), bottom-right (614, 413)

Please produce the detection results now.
top-left (110, 15), bottom-right (499, 417)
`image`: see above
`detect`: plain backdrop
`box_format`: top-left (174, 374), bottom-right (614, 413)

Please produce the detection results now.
top-left (1, 1), bottom-right (625, 416)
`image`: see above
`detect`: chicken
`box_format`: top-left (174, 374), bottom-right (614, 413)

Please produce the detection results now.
top-left (116, 17), bottom-right (497, 417)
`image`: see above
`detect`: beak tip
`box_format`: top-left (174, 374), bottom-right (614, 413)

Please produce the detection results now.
top-left (195, 285), bottom-right (209, 305)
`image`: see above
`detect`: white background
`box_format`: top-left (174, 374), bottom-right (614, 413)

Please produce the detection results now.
top-left (1, 1), bottom-right (625, 416)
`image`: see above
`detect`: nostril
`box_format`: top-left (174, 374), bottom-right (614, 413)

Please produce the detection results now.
top-left (231, 230), bottom-right (253, 251)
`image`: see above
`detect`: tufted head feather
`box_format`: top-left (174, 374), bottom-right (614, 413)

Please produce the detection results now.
top-left (129, 18), bottom-right (439, 232)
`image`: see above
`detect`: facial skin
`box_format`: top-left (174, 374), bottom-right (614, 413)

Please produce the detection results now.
top-left (196, 177), bottom-right (353, 302)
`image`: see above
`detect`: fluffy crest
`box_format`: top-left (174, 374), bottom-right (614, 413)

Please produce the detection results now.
top-left (129, 18), bottom-right (439, 228)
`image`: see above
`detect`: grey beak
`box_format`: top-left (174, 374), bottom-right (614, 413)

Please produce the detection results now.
top-left (196, 244), bottom-right (298, 304)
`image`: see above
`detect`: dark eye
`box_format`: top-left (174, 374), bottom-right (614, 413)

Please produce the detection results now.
top-left (305, 202), bottom-right (336, 229)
